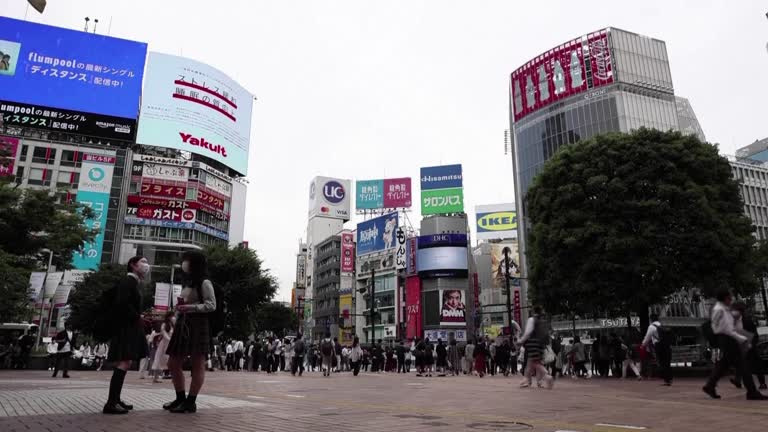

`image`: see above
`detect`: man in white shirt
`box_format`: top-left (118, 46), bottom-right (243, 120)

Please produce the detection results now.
top-left (641, 314), bottom-right (672, 385)
top-left (234, 340), bottom-right (244, 371)
top-left (225, 341), bottom-right (234, 371)
top-left (703, 291), bottom-right (767, 400)
top-left (52, 325), bottom-right (75, 378)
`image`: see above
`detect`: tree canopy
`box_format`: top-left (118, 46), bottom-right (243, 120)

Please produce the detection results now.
top-left (526, 128), bottom-right (757, 321)
top-left (252, 302), bottom-right (298, 337)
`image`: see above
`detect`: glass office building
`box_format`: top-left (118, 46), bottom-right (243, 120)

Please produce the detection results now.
top-left (510, 28), bottom-right (684, 312)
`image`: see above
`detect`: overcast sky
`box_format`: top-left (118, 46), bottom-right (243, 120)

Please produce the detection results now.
top-left (5, 1), bottom-right (768, 301)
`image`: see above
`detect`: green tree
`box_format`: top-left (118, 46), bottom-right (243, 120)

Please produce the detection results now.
top-left (66, 263), bottom-right (155, 335)
top-left (0, 250), bottom-right (33, 322)
top-left (252, 302), bottom-right (297, 337)
top-left (526, 129), bottom-right (757, 330)
top-left (204, 244), bottom-right (278, 338)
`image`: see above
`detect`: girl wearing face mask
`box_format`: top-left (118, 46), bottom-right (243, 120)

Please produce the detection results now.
top-left (164, 250), bottom-right (216, 413)
top-left (103, 256), bottom-right (151, 415)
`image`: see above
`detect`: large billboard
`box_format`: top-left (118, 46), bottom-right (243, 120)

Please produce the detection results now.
top-left (405, 276), bottom-right (422, 340)
top-left (511, 29), bottom-right (614, 123)
top-left (137, 52), bottom-right (253, 175)
top-left (356, 213), bottom-right (398, 256)
top-left (0, 17), bottom-right (147, 140)
top-left (439, 289), bottom-right (466, 327)
top-left (356, 177), bottom-right (412, 210)
top-left (341, 232), bottom-right (355, 274)
top-left (72, 153), bottom-right (116, 270)
top-left (420, 164), bottom-right (464, 215)
top-left (476, 204), bottom-right (518, 240)
top-left (308, 176), bottom-right (351, 221)
top-left (417, 234), bottom-right (468, 278)
top-left (490, 242), bottom-right (521, 289)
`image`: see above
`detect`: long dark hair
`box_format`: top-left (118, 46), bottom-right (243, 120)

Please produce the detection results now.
top-left (126, 255), bottom-right (145, 273)
top-left (353, 336), bottom-right (359, 348)
top-left (181, 250), bottom-right (208, 289)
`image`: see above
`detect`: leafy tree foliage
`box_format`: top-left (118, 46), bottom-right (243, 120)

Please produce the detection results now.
top-left (526, 129), bottom-right (757, 324)
top-left (252, 302), bottom-right (298, 337)
top-left (0, 250), bottom-right (33, 322)
top-left (205, 244), bottom-right (278, 338)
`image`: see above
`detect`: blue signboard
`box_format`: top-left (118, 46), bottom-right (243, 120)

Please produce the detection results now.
top-left (356, 213), bottom-right (399, 256)
top-left (0, 16), bottom-right (147, 120)
top-left (420, 164), bottom-right (463, 190)
top-left (418, 234), bottom-right (468, 249)
top-left (71, 190), bottom-right (110, 270)
top-left (356, 179), bottom-right (384, 209)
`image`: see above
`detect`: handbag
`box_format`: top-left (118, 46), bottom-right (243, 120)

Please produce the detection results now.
top-left (544, 346), bottom-right (556, 364)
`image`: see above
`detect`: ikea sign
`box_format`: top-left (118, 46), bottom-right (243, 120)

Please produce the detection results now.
top-left (475, 204), bottom-right (518, 240)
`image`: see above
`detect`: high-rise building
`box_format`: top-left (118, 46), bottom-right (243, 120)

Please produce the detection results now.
top-left (675, 96), bottom-right (706, 143)
top-left (736, 138), bottom-right (768, 162)
top-left (312, 235), bottom-right (342, 338)
top-left (730, 144), bottom-right (768, 241)
top-left (510, 28), bottom-right (683, 313)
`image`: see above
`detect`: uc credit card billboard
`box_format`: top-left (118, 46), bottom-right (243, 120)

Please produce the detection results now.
top-left (137, 52), bottom-right (253, 175)
top-left (0, 17), bottom-right (147, 140)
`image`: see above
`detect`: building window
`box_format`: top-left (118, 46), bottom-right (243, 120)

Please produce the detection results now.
top-left (60, 150), bottom-right (81, 167)
top-left (20, 145), bottom-right (29, 161)
top-left (14, 166), bottom-right (24, 185)
top-left (32, 147), bottom-right (56, 164)
top-left (27, 168), bottom-right (45, 185)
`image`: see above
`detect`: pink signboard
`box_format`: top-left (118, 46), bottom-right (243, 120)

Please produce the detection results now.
top-left (341, 232), bottom-right (355, 273)
top-left (0, 136), bottom-right (19, 177)
top-left (382, 177), bottom-right (412, 208)
top-left (511, 30), bottom-right (609, 122)
top-left (405, 276), bottom-right (422, 340)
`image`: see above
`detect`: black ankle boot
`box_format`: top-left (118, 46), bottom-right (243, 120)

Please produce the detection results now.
top-left (163, 391), bottom-right (186, 410)
top-left (103, 402), bottom-right (129, 415)
top-left (170, 394), bottom-right (197, 413)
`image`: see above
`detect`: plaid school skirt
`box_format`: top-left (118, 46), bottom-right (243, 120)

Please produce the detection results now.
top-left (166, 313), bottom-right (210, 357)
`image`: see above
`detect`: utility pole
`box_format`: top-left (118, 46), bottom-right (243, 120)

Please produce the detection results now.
top-left (34, 250), bottom-right (54, 350)
top-left (502, 247), bottom-right (513, 332)
top-left (370, 267), bottom-right (376, 344)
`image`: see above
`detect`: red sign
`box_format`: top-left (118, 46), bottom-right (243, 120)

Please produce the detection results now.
top-left (382, 177), bottom-right (412, 208)
top-left (141, 181), bottom-right (187, 199)
top-left (511, 29), bottom-right (613, 122)
top-left (83, 153), bottom-right (117, 164)
top-left (405, 276), bottom-right (422, 340)
top-left (127, 195), bottom-right (190, 209)
top-left (135, 206), bottom-right (196, 222)
top-left (197, 189), bottom-right (225, 210)
top-left (341, 232), bottom-right (355, 273)
top-left (0, 136), bottom-right (19, 177)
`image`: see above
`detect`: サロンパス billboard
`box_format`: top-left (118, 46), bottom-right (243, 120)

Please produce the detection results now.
top-left (137, 52), bottom-right (253, 175)
top-left (308, 176), bottom-right (351, 221)
top-left (356, 178), bottom-right (412, 210)
top-left (0, 17), bottom-right (147, 140)
top-left (439, 289), bottom-right (466, 327)
top-left (422, 187), bottom-right (464, 215)
top-left (72, 153), bottom-right (116, 270)
top-left (356, 213), bottom-right (399, 256)
top-left (475, 204), bottom-right (518, 240)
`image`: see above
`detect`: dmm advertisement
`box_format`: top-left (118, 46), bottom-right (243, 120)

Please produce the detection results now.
top-left (72, 153), bottom-right (116, 270)
top-left (137, 52), bottom-right (253, 175)
top-left (341, 232), bottom-right (355, 274)
top-left (440, 288), bottom-right (466, 327)
top-left (421, 187), bottom-right (464, 215)
top-left (0, 17), bottom-right (147, 139)
top-left (356, 212), bottom-right (399, 256)
top-left (476, 203), bottom-right (518, 240)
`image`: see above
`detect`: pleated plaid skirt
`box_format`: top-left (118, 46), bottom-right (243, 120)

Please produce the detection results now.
top-left (166, 313), bottom-right (210, 357)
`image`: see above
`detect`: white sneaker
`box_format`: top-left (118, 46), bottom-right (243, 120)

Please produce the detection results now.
top-left (519, 381), bottom-right (531, 388)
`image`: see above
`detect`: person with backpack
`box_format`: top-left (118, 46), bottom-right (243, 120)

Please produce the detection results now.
top-left (102, 256), bottom-right (151, 415)
top-left (320, 332), bottom-right (334, 377)
top-left (349, 336), bottom-right (363, 376)
top-left (641, 313), bottom-right (673, 386)
top-left (518, 306), bottom-right (554, 389)
top-left (703, 291), bottom-right (767, 400)
top-left (292, 334), bottom-right (306, 376)
top-left (730, 302), bottom-right (767, 390)
top-left (52, 324), bottom-right (76, 378)
top-left (163, 251), bottom-right (217, 413)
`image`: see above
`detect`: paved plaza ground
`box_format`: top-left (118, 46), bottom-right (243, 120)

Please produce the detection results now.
top-left (1, 369), bottom-right (766, 431)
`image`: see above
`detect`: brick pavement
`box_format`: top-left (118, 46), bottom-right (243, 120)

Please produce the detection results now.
top-left (1, 369), bottom-right (767, 431)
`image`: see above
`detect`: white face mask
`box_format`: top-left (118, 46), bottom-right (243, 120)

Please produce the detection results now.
top-left (181, 261), bottom-right (190, 274)
top-left (137, 262), bottom-right (151, 277)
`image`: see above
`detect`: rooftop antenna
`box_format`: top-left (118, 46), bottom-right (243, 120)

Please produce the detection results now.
top-left (84, 17), bottom-right (90, 32)
top-left (93, 18), bottom-right (99, 34)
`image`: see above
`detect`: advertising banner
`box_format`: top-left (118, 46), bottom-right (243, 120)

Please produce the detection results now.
top-left (308, 176), bottom-right (351, 221)
top-left (514, 288), bottom-right (521, 324)
top-left (43, 272), bottom-right (64, 298)
top-left (0, 17), bottom-right (147, 140)
top-left (140, 181), bottom-right (187, 199)
top-left (476, 204), bottom-right (518, 240)
top-left (356, 213), bottom-right (399, 256)
top-left (383, 178), bottom-right (412, 208)
top-left (154, 283), bottom-right (171, 311)
top-left (127, 195), bottom-right (191, 210)
top-left (418, 247), bottom-right (469, 278)
top-left (197, 189), bottom-right (226, 211)
top-left (135, 206), bottom-right (197, 223)
top-left (141, 163), bottom-right (189, 182)
top-left (124, 216), bottom-right (194, 230)
top-left (421, 187), bottom-right (464, 215)
top-left (424, 329), bottom-right (467, 343)
top-left (490, 243), bottom-right (521, 289)
top-left (439, 289), bottom-right (466, 326)
top-left (357, 178), bottom-right (412, 210)
top-left (28, 272), bottom-right (46, 300)
top-left (395, 227), bottom-right (407, 270)
top-left (341, 232), bottom-right (355, 274)
top-left (420, 164), bottom-right (463, 190)
top-left (356, 179), bottom-right (383, 209)
top-left (52, 285), bottom-right (72, 308)
top-left (587, 30), bottom-right (614, 89)
top-left (406, 237), bottom-right (418, 276)
top-left (137, 52), bottom-right (253, 175)
top-left (405, 276), bottom-right (422, 340)
top-left (62, 270), bottom-right (89, 286)
top-left (0, 136), bottom-right (19, 176)
top-left (204, 173), bottom-right (232, 197)
top-left (339, 294), bottom-right (353, 334)
top-left (418, 234), bottom-right (468, 249)
top-left (72, 153), bottom-right (115, 270)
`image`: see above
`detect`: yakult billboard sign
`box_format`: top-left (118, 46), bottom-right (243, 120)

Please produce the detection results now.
top-left (308, 176), bottom-right (351, 221)
top-left (137, 52), bottom-right (253, 175)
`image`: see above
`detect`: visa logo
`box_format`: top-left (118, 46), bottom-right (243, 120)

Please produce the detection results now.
top-left (477, 212), bottom-right (517, 231)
